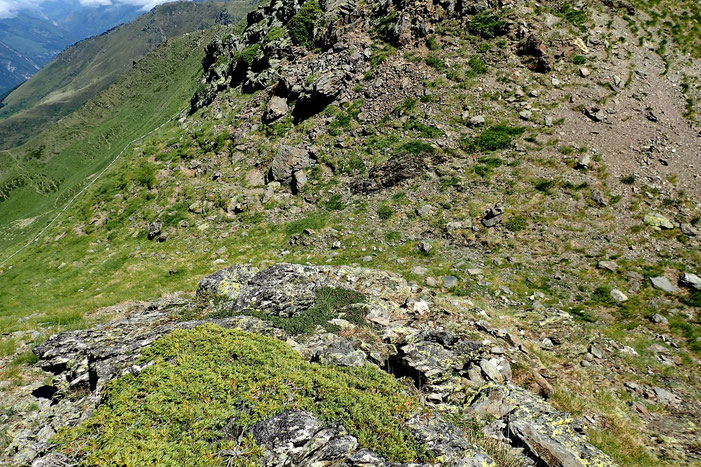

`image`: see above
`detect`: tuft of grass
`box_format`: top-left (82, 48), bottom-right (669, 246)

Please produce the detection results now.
top-left (462, 125), bottom-right (524, 153)
top-left (212, 286), bottom-right (367, 336)
top-left (621, 174), bottom-right (636, 185)
top-left (397, 140), bottom-right (435, 155)
top-left (504, 215), bottom-right (527, 232)
top-left (284, 212), bottom-right (329, 235)
top-left (377, 204), bottom-right (394, 220)
top-left (55, 324), bottom-right (431, 464)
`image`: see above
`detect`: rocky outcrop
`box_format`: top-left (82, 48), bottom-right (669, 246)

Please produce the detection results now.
top-left (11, 264), bottom-right (616, 466)
top-left (468, 384), bottom-right (614, 467)
top-left (249, 410), bottom-right (494, 466)
top-left (190, 0), bottom-right (519, 117)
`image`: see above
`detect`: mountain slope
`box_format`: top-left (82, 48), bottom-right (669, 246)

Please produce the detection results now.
top-left (0, 0), bottom-right (255, 149)
top-left (0, 0), bottom-right (699, 465)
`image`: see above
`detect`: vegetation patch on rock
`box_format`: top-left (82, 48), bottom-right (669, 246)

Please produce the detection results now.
top-left (56, 324), bottom-right (431, 465)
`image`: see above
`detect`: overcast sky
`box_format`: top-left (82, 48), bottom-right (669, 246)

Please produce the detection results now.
top-left (0, 0), bottom-right (174, 19)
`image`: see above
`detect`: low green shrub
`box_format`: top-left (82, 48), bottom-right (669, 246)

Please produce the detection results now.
top-left (467, 11), bottom-right (508, 38)
top-left (287, 0), bottom-right (322, 48)
top-left (56, 324), bottom-right (431, 465)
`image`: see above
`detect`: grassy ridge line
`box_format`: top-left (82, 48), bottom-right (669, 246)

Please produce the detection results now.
top-left (0, 112), bottom-right (182, 268)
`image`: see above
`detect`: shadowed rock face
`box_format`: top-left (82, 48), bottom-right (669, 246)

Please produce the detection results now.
top-left (13, 264), bottom-right (616, 466)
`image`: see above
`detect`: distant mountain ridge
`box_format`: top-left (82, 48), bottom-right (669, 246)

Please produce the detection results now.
top-left (0, 2), bottom-right (144, 96)
top-left (0, 0), bottom-right (255, 150)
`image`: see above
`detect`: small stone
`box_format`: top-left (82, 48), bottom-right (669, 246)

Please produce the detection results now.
top-left (576, 153), bottom-right (591, 169)
top-left (426, 277), bottom-right (439, 287)
top-left (650, 313), bottom-right (668, 325)
top-left (680, 272), bottom-right (701, 290)
top-left (362, 255), bottom-right (373, 263)
top-left (589, 344), bottom-right (604, 359)
top-left (610, 289), bottom-right (628, 303)
top-left (469, 115), bottom-right (485, 126)
top-left (643, 213), bottom-right (674, 230)
top-left (650, 276), bottom-right (678, 293)
top-left (467, 268), bottom-right (483, 276)
top-left (245, 169), bottom-right (265, 187)
top-left (419, 241), bottom-right (432, 253)
top-left (579, 67), bottom-right (590, 77)
top-left (597, 260), bottom-right (618, 272)
top-left (480, 359), bottom-right (504, 383)
top-left (519, 110), bottom-right (533, 121)
top-left (416, 205), bottom-right (435, 217)
top-left (263, 96), bottom-right (289, 123)
top-left (412, 266), bottom-right (428, 276)
top-left (544, 115), bottom-right (553, 127)
top-left (442, 276), bottom-right (458, 289)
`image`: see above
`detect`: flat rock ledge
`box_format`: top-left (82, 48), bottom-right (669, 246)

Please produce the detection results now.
top-left (7, 264), bottom-right (616, 467)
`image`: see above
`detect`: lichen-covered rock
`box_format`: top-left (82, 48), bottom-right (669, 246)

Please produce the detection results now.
top-left (467, 384), bottom-right (616, 467)
top-left (406, 415), bottom-right (495, 466)
top-left (198, 262), bottom-right (413, 319)
top-left (250, 410), bottom-right (495, 466)
top-left (304, 332), bottom-right (368, 366)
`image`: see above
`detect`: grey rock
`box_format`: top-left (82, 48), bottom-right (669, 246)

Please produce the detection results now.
top-left (305, 333), bottom-right (367, 367)
top-left (269, 145), bottom-right (312, 183)
top-left (147, 219), bottom-right (162, 241)
top-left (597, 260), bottom-right (618, 272)
top-left (292, 170), bottom-right (308, 193)
top-left (584, 107), bottom-right (606, 122)
top-left (652, 387), bottom-right (681, 406)
top-left (263, 95), bottom-right (289, 123)
top-left (442, 276), bottom-right (458, 289)
top-left (480, 358), bottom-right (504, 383)
top-left (481, 204), bottom-right (504, 228)
top-left (650, 276), bottom-right (678, 293)
top-left (418, 241), bottom-right (432, 253)
top-left (468, 384), bottom-right (615, 467)
top-left (643, 213), bottom-right (674, 230)
top-left (416, 204), bottom-right (435, 217)
top-left (519, 110), bottom-right (533, 120)
top-left (589, 344), bottom-right (604, 359)
top-left (610, 289), bottom-right (628, 303)
top-left (469, 115), bottom-right (485, 126)
top-left (680, 272), bottom-right (701, 290)
top-left (591, 189), bottom-right (608, 206)
top-left (576, 153), bottom-right (592, 169)
top-left (650, 313), bottom-right (668, 325)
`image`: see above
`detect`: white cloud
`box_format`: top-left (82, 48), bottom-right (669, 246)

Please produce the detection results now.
top-left (0, 0), bottom-right (177, 18)
top-left (0, 0), bottom-right (41, 19)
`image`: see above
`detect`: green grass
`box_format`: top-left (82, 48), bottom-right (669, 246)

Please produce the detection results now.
top-left (56, 324), bottom-right (431, 464)
top-left (467, 11), bottom-right (508, 39)
top-left (287, 0), bottom-right (322, 48)
top-left (462, 125), bottom-right (524, 153)
top-left (377, 204), bottom-right (394, 220)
